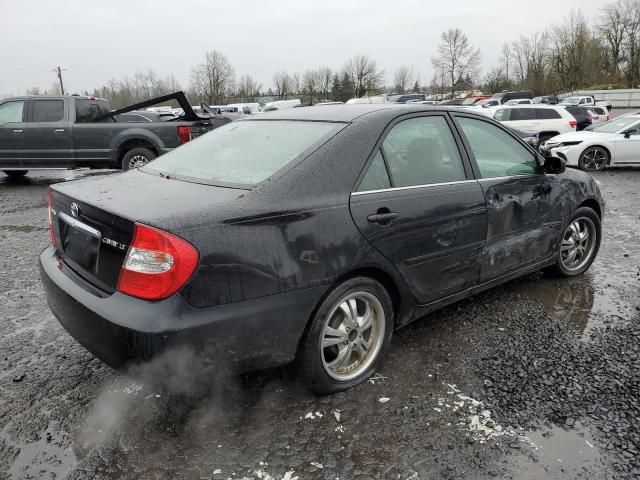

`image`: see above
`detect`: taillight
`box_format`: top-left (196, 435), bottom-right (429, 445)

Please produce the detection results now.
top-left (47, 188), bottom-right (57, 247)
top-left (569, 120), bottom-right (577, 128)
top-left (117, 223), bottom-right (199, 301)
top-left (177, 126), bottom-right (192, 144)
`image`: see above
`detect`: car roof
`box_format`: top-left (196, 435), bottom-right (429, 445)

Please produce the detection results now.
top-left (495, 104), bottom-right (560, 109)
top-left (242, 104), bottom-right (477, 122)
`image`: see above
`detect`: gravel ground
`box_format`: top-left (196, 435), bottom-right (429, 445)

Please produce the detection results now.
top-left (0, 167), bottom-right (638, 480)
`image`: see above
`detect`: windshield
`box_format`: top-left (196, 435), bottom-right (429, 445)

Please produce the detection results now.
top-left (562, 96), bottom-right (579, 104)
top-left (146, 120), bottom-right (343, 185)
top-left (462, 98), bottom-right (476, 105)
top-left (593, 116), bottom-right (640, 133)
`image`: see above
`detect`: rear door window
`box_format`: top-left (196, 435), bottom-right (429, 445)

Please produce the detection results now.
top-left (509, 108), bottom-right (536, 121)
top-left (0, 101), bottom-right (25, 123)
top-left (456, 116), bottom-right (539, 178)
top-left (75, 99), bottom-right (111, 123)
top-left (380, 116), bottom-right (466, 186)
top-left (357, 150), bottom-right (391, 191)
top-left (32, 100), bottom-right (64, 122)
top-left (536, 109), bottom-right (561, 119)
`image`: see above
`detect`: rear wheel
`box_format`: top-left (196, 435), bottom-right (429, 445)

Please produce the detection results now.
top-left (121, 147), bottom-right (156, 170)
top-left (545, 207), bottom-right (601, 277)
top-left (298, 277), bottom-right (394, 394)
top-left (3, 170), bottom-right (28, 179)
top-left (578, 146), bottom-right (608, 171)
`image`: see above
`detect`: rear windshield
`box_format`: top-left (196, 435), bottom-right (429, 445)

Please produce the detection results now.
top-left (146, 120), bottom-right (342, 185)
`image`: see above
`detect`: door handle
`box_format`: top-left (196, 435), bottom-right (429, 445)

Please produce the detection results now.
top-left (12, 129), bottom-right (24, 134)
top-left (367, 212), bottom-right (399, 226)
top-left (54, 129), bottom-right (65, 133)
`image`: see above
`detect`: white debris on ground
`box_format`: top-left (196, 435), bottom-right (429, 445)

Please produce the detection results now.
top-left (310, 462), bottom-right (324, 469)
top-left (302, 411), bottom-right (323, 420)
top-left (250, 469), bottom-right (299, 480)
top-left (368, 373), bottom-right (387, 384)
top-left (333, 410), bottom-right (341, 422)
top-left (335, 425), bottom-right (346, 433)
top-left (121, 383), bottom-right (144, 395)
top-left (379, 397), bottom-right (390, 403)
top-left (442, 383), bottom-right (537, 448)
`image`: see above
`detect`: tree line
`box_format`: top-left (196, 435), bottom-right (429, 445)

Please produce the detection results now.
top-left (24, 0), bottom-right (640, 107)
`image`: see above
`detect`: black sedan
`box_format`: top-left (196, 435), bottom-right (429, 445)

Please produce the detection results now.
top-left (41, 105), bottom-right (604, 393)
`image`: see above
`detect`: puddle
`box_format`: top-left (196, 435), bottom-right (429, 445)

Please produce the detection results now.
top-left (3, 428), bottom-right (77, 480)
top-left (512, 424), bottom-right (605, 479)
top-left (0, 224), bottom-right (49, 233)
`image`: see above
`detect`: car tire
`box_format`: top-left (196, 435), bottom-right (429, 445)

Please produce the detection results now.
top-left (578, 146), bottom-right (609, 171)
top-left (545, 207), bottom-right (601, 277)
top-left (121, 147), bottom-right (156, 171)
top-left (298, 277), bottom-right (394, 394)
top-left (3, 170), bottom-right (28, 179)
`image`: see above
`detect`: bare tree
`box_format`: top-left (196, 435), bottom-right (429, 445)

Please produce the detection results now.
top-left (290, 72), bottom-right (302, 96)
top-left (344, 54), bottom-right (383, 98)
top-left (484, 67), bottom-right (507, 93)
top-left (238, 74), bottom-right (261, 101)
top-left (317, 66), bottom-right (333, 101)
top-left (190, 50), bottom-right (235, 104)
top-left (273, 71), bottom-right (291, 99)
top-left (622, 0), bottom-right (640, 87)
top-left (431, 28), bottom-right (482, 98)
top-left (393, 65), bottom-right (413, 94)
top-left (501, 43), bottom-right (512, 82)
top-left (303, 69), bottom-right (319, 104)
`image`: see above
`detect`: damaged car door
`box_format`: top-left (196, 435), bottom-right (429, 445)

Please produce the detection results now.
top-left (350, 114), bottom-right (487, 304)
top-left (452, 114), bottom-right (562, 282)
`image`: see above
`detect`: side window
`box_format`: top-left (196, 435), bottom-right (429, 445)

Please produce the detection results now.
top-left (357, 150), bottom-right (391, 191)
top-left (456, 117), bottom-right (539, 178)
top-left (493, 109), bottom-right (510, 121)
top-left (0, 101), bottom-right (25, 124)
top-left (32, 100), bottom-right (64, 122)
top-left (75, 100), bottom-right (110, 123)
top-left (381, 116), bottom-right (466, 187)
top-left (509, 108), bottom-right (536, 121)
top-left (536, 108), bottom-right (561, 119)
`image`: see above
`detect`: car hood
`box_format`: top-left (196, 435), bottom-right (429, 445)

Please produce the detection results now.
top-left (545, 131), bottom-right (608, 144)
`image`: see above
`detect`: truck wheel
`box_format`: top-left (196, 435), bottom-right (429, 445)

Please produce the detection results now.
top-left (121, 148), bottom-right (156, 170)
top-left (3, 170), bottom-right (28, 179)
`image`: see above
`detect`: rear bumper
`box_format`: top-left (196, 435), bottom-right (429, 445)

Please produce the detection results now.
top-left (40, 246), bottom-right (325, 371)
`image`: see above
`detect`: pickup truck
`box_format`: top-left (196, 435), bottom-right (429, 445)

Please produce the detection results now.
top-left (559, 95), bottom-right (613, 110)
top-left (0, 92), bottom-right (229, 178)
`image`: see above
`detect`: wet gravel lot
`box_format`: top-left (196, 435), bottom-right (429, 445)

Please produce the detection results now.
top-left (1, 167), bottom-right (639, 480)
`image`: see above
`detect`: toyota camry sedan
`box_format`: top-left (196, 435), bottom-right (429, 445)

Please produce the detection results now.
top-left (540, 114), bottom-right (640, 170)
top-left (41, 105), bottom-right (604, 393)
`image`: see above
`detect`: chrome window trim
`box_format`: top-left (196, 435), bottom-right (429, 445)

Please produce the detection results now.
top-left (351, 179), bottom-right (476, 196)
top-left (58, 211), bottom-right (102, 239)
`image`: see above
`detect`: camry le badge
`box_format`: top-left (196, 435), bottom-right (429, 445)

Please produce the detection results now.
top-left (70, 203), bottom-right (80, 218)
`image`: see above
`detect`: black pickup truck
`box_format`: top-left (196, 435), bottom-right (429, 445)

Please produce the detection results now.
top-left (0, 92), bottom-right (229, 178)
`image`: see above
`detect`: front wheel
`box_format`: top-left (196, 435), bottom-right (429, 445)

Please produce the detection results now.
top-left (545, 207), bottom-right (601, 277)
top-left (298, 277), bottom-right (394, 394)
top-left (578, 146), bottom-right (608, 171)
top-left (3, 170), bottom-right (28, 179)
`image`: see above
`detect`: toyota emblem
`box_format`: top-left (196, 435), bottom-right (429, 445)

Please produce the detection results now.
top-left (70, 203), bottom-right (80, 218)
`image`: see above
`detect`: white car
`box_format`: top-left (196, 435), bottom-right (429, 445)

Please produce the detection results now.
top-left (492, 105), bottom-right (576, 143)
top-left (541, 114), bottom-right (640, 171)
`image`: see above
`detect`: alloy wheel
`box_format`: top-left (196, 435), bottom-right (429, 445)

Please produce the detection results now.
top-left (320, 291), bottom-right (385, 381)
top-left (560, 217), bottom-right (597, 272)
top-left (581, 148), bottom-right (607, 170)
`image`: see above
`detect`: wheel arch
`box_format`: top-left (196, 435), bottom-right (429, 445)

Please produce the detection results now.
top-left (581, 144), bottom-right (612, 165)
top-left (578, 198), bottom-right (602, 218)
top-left (115, 138), bottom-right (159, 167)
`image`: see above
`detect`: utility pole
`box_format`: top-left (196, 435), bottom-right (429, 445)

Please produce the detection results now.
top-left (53, 66), bottom-right (66, 95)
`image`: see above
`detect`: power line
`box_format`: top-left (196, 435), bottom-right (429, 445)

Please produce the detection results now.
top-left (53, 66), bottom-right (67, 95)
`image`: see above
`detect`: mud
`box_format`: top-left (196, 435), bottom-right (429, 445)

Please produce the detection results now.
top-left (0, 167), bottom-right (639, 479)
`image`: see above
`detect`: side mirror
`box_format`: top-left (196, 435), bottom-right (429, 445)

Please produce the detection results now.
top-left (622, 129), bottom-right (636, 138)
top-left (543, 156), bottom-right (566, 174)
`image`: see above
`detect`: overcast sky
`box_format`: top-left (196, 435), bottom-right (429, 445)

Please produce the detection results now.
top-left (1, 0), bottom-right (605, 96)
